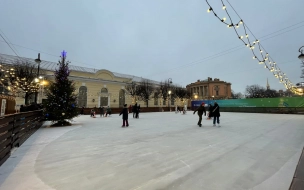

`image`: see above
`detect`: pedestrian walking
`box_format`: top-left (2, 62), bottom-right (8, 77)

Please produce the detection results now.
top-left (119, 104), bottom-right (129, 127)
top-left (212, 102), bottom-right (220, 127)
top-left (193, 103), bottom-right (206, 127)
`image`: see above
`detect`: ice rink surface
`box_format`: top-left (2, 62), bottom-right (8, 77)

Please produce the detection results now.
top-left (0, 112), bottom-right (303, 190)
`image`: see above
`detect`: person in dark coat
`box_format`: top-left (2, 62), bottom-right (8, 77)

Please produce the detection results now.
top-left (193, 103), bottom-right (206, 127)
top-left (99, 106), bottom-right (104, 117)
top-left (80, 106), bottom-right (84, 115)
top-left (132, 103), bottom-right (137, 118)
top-left (119, 104), bottom-right (129, 127)
top-left (207, 104), bottom-right (213, 120)
top-left (136, 104), bottom-right (140, 118)
top-left (212, 102), bottom-right (220, 127)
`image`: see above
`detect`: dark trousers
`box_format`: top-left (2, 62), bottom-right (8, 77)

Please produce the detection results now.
top-left (133, 112), bottom-right (136, 118)
top-left (135, 111), bottom-right (139, 118)
top-left (213, 116), bottom-right (220, 124)
top-left (123, 119), bottom-right (129, 126)
top-left (197, 115), bottom-right (202, 125)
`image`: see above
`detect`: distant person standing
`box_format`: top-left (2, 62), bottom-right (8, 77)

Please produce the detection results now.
top-left (212, 102), bottom-right (220, 127)
top-left (119, 104), bottom-right (129, 127)
top-left (193, 103), bottom-right (206, 127)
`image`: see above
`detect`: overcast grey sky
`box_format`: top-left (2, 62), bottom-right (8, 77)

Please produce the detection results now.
top-left (0, 0), bottom-right (303, 94)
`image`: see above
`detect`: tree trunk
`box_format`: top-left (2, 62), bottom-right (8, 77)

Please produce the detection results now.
top-left (25, 93), bottom-right (30, 105)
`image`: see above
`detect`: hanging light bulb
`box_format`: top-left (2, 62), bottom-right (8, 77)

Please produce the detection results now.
top-left (236, 24), bottom-right (239, 28)
top-left (246, 34), bottom-right (249, 38)
top-left (253, 56), bottom-right (256, 59)
top-left (222, 5), bottom-right (226, 10)
top-left (221, 17), bottom-right (226, 22)
top-left (207, 8), bottom-right (212, 12)
top-left (239, 20), bottom-right (243, 24)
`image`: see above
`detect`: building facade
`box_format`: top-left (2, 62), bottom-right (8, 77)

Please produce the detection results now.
top-left (186, 77), bottom-right (232, 100)
top-left (0, 54), bottom-right (188, 109)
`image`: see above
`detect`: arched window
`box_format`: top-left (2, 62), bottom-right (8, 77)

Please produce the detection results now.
top-left (154, 92), bottom-right (158, 105)
top-left (78, 86), bottom-right (87, 107)
top-left (119, 89), bottom-right (125, 108)
top-left (214, 86), bottom-right (220, 96)
top-left (171, 97), bottom-right (175, 105)
top-left (100, 88), bottom-right (108, 106)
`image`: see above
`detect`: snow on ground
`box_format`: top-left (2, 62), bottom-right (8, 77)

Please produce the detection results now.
top-left (0, 112), bottom-right (303, 190)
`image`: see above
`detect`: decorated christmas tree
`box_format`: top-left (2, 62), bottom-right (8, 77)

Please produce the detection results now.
top-left (44, 51), bottom-right (78, 126)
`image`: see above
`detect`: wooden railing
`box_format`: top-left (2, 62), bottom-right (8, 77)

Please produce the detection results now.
top-left (0, 110), bottom-right (43, 166)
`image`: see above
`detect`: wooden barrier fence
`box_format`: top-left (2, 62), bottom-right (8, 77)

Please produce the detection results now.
top-left (0, 110), bottom-right (43, 166)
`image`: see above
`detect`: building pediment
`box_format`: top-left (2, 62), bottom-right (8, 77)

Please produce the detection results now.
top-left (95, 69), bottom-right (115, 80)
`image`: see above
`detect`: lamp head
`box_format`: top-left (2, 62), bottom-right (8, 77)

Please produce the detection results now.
top-left (35, 53), bottom-right (41, 64)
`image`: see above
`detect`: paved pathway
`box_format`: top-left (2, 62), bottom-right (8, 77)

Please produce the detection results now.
top-left (0, 112), bottom-right (303, 190)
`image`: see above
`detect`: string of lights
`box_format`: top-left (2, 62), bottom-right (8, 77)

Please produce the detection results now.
top-left (146, 21), bottom-right (304, 78)
top-left (0, 63), bottom-right (41, 97)
top-left (205, 0), bottom-right (299, 94)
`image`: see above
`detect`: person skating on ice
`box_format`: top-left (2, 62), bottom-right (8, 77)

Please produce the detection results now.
top-left (207, 103), bottom-right (213, 120)
top-left (212, 102), bottom-right (220, 127)
top-left (119, 104), bottom-right (129, 127)
top-left (193, 103), bottom-right (206, 127)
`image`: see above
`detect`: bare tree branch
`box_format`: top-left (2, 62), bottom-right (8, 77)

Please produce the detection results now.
top-left (136, 79), bottom-right (155, 107)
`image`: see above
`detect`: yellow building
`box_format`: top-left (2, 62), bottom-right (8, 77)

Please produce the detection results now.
top-left (186, 77), bottom-right (232, 100)
top-left (0, 54), bottom-right (188, 109)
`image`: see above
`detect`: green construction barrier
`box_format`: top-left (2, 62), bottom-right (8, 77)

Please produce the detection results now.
top-left (197, 97), bottom-right (304, 107)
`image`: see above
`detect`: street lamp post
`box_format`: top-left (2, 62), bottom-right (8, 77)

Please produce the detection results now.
top-left (167, 78), bottom-right (172, 111)
top-left (297, 46), bottom-right (304, 95)
top-left (34, 53), bottom-right (41, 104)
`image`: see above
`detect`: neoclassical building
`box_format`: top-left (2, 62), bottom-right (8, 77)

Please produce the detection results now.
top-left (187, 77), bottom-right (232, 100)
top-left (0, 54), bottom-right (188, 108)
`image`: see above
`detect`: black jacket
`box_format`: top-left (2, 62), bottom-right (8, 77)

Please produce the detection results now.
top-left (193, 105), bottom-right (206, 116)
top-left (212, 103), bottom-right (220, 117)
top-left (119, 108), bottom-right (129, 120)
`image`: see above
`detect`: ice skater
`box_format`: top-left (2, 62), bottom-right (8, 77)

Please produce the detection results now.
top-left (119, 104), bottom-right (129, 127)
top-left (212, 102), bottom-right (220, 127)
top-left (99, 106), bottom-right (105, 117)
top-left (193, 103), bottom-right (206, 127)
top-left (207, 103), bottom-right (213, 120)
